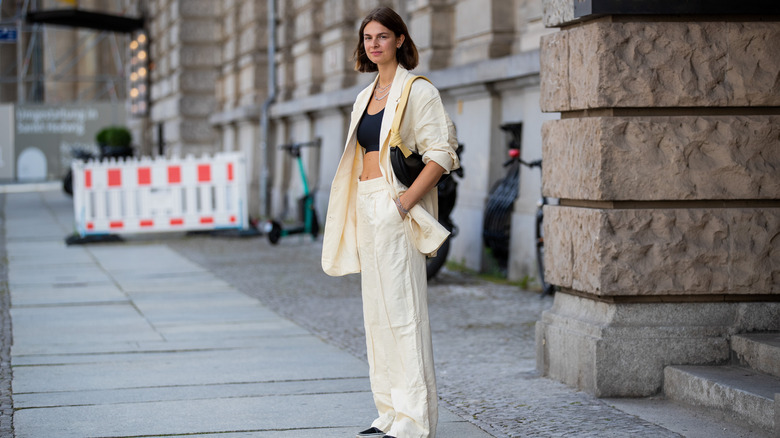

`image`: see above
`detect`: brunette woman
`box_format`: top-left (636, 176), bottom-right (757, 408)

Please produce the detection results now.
top-left (321, 6), bottom-right (459, 438)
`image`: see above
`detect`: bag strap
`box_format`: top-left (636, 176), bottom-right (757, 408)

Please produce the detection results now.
top-left (389, 75), bottom-right (431, 158)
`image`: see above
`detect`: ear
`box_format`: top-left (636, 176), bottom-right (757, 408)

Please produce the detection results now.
top-left (397, 34), bottom-right (405, 48)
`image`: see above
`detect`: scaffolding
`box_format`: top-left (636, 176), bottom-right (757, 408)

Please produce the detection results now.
top-left (0, 0), bottom-right (143, 103)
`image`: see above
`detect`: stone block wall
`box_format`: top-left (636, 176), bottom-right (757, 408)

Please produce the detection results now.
top-left (217, 0), bottom-right (268, 110)
top-left (291, 2), bottom-right (324, 98)
top-left (452, 0), bottom-right (514, 64)
top-left (539, 19), bottom-right (780, 300)
top-left (536, 1), bottom-right (780, 397)
top-left (273, 0), bottom-right (552, 104)
top-left (546, 206), bottom-right (780, 296)
top-left (321, 0), bottom-right (359, 92)
top-left (141, 0), bottom-right (219, 157)
top-left (542, 116), bottom-right (780, 201)
top-left (409, 1), bottom-right (455, 71)
top-left (540, 22), bottom-right (780, 111)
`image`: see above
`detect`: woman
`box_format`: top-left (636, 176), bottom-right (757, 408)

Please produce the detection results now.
top-left (321, 6), bottom-right (459, 438)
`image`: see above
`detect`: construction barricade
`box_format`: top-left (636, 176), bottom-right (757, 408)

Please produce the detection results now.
top-left (71, 152), bottom-right (248, 238)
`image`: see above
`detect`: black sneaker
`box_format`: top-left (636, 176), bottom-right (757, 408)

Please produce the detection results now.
top-left (356, 427), bottom-right (385, 437)
top-left (381, 435), bottom-right (396, 438)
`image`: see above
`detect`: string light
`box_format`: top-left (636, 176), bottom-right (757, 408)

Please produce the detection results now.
top-left (129, 31), bottom-right (149, 116)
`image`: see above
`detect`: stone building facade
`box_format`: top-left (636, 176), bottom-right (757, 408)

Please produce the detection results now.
top-left (535, 0), bottom-right (780, 406)
top-left (129, 0), bottom-right (221, 159)
top-left (127, 0), bottom-right (557, 282)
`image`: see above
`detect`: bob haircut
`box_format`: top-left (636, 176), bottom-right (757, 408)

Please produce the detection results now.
top-left (354, 7), bottom-right (418, 72)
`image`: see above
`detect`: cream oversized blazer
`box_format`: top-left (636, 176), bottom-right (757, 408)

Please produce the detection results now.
top-left (321, 66), bottom-right (460, 277)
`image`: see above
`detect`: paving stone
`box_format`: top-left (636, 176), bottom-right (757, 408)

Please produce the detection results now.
top-left (9, 282), bottom-right (128, 307)
top-left (13, 377), bottom-right (371, 409)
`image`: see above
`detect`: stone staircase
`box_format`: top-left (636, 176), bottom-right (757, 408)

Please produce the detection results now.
top-left (664, 333), bottom-right (780, 435)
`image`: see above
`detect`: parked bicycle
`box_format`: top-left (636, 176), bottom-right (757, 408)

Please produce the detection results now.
top-left (426, 143), bottom-right (463, 279)
top-left (483, 123), bottom-right (522, 275)
top-left (483, 123), bottom-right (555, 295)
top-left (517, 157), bottom-right (556, 296)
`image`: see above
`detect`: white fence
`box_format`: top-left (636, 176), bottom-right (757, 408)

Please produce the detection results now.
top-left (71, 153), bottom-right (248, 237)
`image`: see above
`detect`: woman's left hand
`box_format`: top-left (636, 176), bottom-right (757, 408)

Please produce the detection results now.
top-left (394, 197), bottom-right (409, 219)
top-left (394, 161), bottom-right (445, 219)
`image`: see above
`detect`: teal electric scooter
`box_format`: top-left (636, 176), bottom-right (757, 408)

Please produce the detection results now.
top-left (264, 139), bottom-right (321, 244)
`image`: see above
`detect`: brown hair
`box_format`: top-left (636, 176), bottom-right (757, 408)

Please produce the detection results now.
top-left (354, 7), bottom-right (418, 72)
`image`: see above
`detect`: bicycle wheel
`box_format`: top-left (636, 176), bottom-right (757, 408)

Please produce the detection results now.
top-left (63, 170), bottom-right (74, 196)
top-left (535, 205), bottom-right (555, 296)
top-left (267, 221), bottom-right (282, 245)
top-left (482, 162), bottom-right (520, 270)
top-left (426, 236), bottom-right (450, 280)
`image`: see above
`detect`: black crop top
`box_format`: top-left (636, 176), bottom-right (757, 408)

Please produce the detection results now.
top-left (357, 108), bottom-right (384, 153)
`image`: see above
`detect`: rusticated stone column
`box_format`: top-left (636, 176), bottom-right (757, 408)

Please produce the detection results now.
top-left (321, 0), bottom-right (358, 92)
top-left (452, 0), bottom-right (515, 64)
top-left (290, 1), bottom-right (324, 99)
top-left (146, 0), bottom-right (219, 157)
top-left (409, 0), bottom-right (455, 71)
top-left (536, 0), bottom-right (780, 397)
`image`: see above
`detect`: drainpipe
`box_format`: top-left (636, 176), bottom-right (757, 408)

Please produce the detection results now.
top-left (259, 0), bottom-right (277, 217)
top-left (16, 0), bottom-right (24, 102)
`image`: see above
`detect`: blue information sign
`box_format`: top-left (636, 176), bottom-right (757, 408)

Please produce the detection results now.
top-left (0, 28), bottom-right (17, 42)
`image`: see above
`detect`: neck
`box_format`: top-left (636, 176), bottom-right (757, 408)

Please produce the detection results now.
top-left (376, 62), bottom-right (398, 87)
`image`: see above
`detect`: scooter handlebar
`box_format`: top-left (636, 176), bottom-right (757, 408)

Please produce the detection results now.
top-left (279, 138), bottom-right (322, 157)
top-left (519, 158), bottom-right (542, 168)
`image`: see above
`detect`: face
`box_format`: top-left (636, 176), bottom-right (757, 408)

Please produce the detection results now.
top-left (363, 20), bottom-right (404, 67)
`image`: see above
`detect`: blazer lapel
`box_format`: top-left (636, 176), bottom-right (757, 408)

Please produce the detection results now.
top-left (378, 67), bottom-right (411, 185)
top-left (379, 67), bottom-right (410, 151)
top-left (345, 76), bottom-right (378, 148)
top-left (333, 76), bottom-right (377, 184)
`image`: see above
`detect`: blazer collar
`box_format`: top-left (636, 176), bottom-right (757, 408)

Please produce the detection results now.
top-left (347, 65), bottom-right (413, 149)
top-left (379, 66), bottom-right (412, 149)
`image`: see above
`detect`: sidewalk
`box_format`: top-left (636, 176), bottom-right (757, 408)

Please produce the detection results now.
top-left (1, 189), bottom-right (769, 438)
top-left (2, 190), bottom-right (490, 437)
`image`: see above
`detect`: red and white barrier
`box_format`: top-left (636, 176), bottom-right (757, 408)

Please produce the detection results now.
top-left (71, 152), bottom-right (248, 237)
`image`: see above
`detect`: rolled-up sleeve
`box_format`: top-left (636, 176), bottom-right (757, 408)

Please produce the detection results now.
top-left (410, 84), bottom-right (460, 174)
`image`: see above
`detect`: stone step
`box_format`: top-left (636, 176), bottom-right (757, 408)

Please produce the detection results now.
top-left (731, 332), bottom-right (780, 379)
top-left (664, 365), bottom-right (779, 433)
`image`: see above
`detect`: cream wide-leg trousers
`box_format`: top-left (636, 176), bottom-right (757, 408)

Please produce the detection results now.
top-left (356, 177), bottom-right (438, 438)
